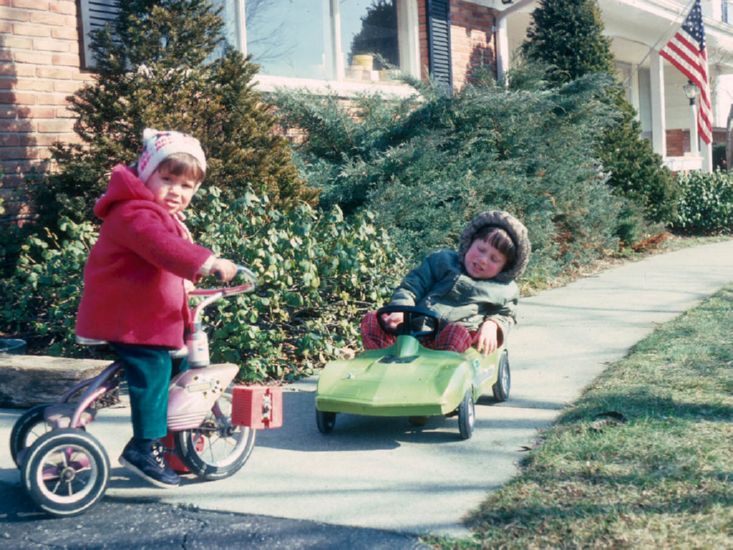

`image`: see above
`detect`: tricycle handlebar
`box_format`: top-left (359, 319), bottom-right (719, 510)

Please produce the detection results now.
top-left (189, 264), bottom-right (257, 298)
top-left (189, 264), bottom-right (257, 324)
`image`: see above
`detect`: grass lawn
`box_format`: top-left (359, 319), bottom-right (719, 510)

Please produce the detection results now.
top-left (435, 284), bottom-right (733, 549)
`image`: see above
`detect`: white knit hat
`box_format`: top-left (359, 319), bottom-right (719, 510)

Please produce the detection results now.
top-left (136, 128), bottom-right (207, 183)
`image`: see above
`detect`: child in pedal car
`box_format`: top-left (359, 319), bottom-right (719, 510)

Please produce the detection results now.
top-left (361, 210), bottom-right (530, 355)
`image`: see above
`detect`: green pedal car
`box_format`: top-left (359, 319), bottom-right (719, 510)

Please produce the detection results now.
top-left (315, 305), bottom-right (510, 439)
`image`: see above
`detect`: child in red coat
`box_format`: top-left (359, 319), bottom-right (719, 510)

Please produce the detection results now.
top-left (76, 128), bottom-right (237, 488)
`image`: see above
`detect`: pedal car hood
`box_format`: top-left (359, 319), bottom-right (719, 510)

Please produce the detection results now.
top-left (315, 340), bottom-right (475, 417)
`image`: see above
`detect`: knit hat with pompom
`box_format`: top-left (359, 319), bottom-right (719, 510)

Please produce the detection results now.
top-left (136, 128), bottom-right (206, 183)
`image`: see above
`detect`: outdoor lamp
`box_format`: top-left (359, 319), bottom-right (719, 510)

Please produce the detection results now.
top-left (683, 81), bottom-right (698, 105)
top-left (683, 80), bottom-right (700, 155)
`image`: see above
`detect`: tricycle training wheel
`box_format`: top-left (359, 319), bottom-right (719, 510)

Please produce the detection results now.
top-left (174, 391), bottom-right (256, 481)
top-left (10, 404), bottom-right (54, 468)
top-left (492, 350), bottom-right (511, 402)
top-left (21, 428), bottom-right (110, 517)
top-left (316, 410), bottom-right (336, 434)
top-left (457, 389), bottom-right (475, 440)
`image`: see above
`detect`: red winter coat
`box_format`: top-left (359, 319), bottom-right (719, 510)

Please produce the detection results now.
top-left (76, 164), bottom-right (212, 349)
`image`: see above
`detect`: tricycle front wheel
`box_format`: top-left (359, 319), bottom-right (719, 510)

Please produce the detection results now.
top-left (174, 392), bottom-right (256, 481)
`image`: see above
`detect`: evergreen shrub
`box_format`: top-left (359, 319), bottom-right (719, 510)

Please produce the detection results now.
top-left (30, 0), bottom-right (313, 239)
top-left (189, 187), bottom-right (405, 379)
top-left (520, 0), bottom-right (677, 225)
top-left (672, 171), bottom-right (733, 234)
top-left (273, 75), bottom-right (627, 280)
top-left (0, 219), bottom-right (97, 355)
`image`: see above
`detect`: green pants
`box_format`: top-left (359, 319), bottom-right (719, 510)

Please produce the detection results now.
top-left (110, 343), bottom-right (188, 440)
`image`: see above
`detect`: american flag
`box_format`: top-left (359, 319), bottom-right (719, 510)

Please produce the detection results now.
top-left (659, 0), bottom-right (712, 144)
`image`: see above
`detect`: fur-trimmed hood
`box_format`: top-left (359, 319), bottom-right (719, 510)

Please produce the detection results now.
top-left (458, 210), bottom-right (531, 283)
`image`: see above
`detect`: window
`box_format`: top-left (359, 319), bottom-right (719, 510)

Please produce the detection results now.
top-left (341, 0), bottom-right (401, 82)
top-left (235, 0), bottom-right (420, 86)
top-left (80, 0), bottom-right (420, 90)
top-left (242, 0), bottom-right (328, 80)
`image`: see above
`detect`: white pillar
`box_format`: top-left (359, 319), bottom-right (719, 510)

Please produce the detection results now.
top-left (702, 141), bottom-right (713, 172)
top-left (649, 51), bottom-right (667, 157)
top-left (690, 101), bottom-right (699, 156)
top-left (495, 16), bottom-right (509, 86)
top-left (235, 0), bottom-right (246, 54)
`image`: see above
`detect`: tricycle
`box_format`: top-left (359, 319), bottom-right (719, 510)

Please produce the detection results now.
top-left (9, 266), bottom-right (282, 517)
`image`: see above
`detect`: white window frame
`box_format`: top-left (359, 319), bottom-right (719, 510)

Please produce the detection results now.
top-left (240, 0), bottom-right (420, 98)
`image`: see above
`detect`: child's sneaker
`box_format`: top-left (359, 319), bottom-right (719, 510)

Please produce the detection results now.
top-left (119, 438), bottom-right (181, 488)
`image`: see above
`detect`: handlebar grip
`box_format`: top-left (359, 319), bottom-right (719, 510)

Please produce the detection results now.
top-left (236, 265), bottom-right (258, 285)
top-left (211, 264), bottom-right (257, 283)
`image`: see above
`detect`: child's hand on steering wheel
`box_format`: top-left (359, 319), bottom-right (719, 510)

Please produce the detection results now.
top-left (381, 311), bottom-right (404, 330)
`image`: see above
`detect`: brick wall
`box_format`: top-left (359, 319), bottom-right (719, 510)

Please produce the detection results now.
top-left (666, 129), bottom-right (688, 157)
top-left (449, 0), bottom-right (495, 89)
top-left (0, 0), bottom-right (91, 217)
top-left (666, 128), bottom-right (727, 157)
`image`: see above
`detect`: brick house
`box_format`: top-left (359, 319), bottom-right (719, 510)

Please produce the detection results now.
top-left (2, 0), bottom-right (733, 219)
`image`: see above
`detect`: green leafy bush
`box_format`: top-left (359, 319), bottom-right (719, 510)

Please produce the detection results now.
top-left (0, 194), bottom-right (404, 381)
top-left (190, 187), bottom-right (406, 380)
top-left (0, 218), bottom-right (97, 355)
top-left (672, 171), bottom-right (733, 234)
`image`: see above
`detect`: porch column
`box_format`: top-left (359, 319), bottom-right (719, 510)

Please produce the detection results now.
top-left (702, 141), bottom-right (713, 172)
top-left (649, 51), bottom-right (667, 156)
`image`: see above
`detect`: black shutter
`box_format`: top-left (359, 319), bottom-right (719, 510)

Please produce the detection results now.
top-left (427, 0), bottom-right (452, 91)
top-left (79, 0), bottom-right (121, 69)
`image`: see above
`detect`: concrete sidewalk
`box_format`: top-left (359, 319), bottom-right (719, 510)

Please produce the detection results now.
top-left (2, 239), bottom-right (732, 539)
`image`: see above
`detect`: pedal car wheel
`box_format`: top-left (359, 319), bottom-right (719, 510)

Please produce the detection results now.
top-left (316, 410), bottom-right (336, 434)
top-left (492, 350), bottom-right (511, 402)
top-left (21, 428), bottom-right (109, 518)
top-left (457, 390), bottom-right (476, 440)
top-left (10, 404), bottom-right (53, 468)
top-left (175, 391), bottom-right (256, 481)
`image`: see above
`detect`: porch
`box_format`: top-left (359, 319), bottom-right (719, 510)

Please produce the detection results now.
top-left (487, 0), bottom-right (733, 172)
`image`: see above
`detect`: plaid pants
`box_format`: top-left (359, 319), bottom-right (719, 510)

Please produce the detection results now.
top-left (360, 311), bottom-right (475, 353)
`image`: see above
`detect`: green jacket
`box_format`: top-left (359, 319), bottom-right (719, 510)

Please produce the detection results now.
top-left (390, 249), bottom-right (518, 337)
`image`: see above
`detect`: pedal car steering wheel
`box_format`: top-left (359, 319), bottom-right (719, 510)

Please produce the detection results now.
top-left (376, 305), bottom-right (442, 338)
